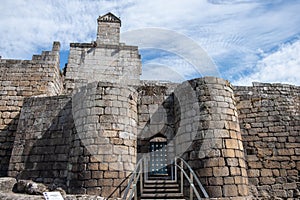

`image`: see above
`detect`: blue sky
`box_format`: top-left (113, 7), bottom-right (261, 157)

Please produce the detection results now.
top-left (0, 0), bottom-right (300, 85)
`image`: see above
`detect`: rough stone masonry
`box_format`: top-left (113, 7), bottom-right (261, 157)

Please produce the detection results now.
top-left (0, 12), bottom-right (299, 199)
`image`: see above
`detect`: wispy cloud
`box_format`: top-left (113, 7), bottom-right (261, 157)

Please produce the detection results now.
top-left (0, 0), bottom-right (299, 85)
top-left (207, 0), bottom-right (282, 5)
top-left (233, 39), bottom-right (300, 86)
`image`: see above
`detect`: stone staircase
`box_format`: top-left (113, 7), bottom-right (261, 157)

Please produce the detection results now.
top-left (140, 177), bottom-right (185, 200)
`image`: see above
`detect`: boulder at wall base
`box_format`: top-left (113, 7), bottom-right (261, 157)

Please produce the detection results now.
top-left (12, 179), bottom-right (67, 196)
top-left (13, 180), bottom-right (48, 195)
top-left (0, 177), bottom-right (17, 193)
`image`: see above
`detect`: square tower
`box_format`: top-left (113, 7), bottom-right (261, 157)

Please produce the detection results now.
top-left (96, 12), bottom-right (121, 45)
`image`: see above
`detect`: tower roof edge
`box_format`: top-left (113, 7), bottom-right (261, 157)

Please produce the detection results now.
top-left (97, 12), bottom-right (121, 25)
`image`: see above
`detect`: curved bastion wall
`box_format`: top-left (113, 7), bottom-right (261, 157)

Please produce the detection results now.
top-left (174, 77), bottom-right (249, 198)
top-left (67, 82), bottom-right (138, 197)
top-left (7, 82), bottom-right (138, 197)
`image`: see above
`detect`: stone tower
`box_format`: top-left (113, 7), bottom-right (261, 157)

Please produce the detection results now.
top-left (96, 12), bottom-right (121, 45)
top-left (64, 12), bottom-right (142, 92)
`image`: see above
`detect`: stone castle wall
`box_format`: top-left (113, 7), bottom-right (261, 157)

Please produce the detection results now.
top-left (235, 83), bottom-right (300, 199)
top-left (64, 43), bottom-right (142, 93)
top-left (0, 13), bottom-right (299, 200)
top-left (69, 82), bottom-right (138, 197)
top-left (0, 42), bottom-right (63, 177)
top-left (8, 95), bottom-right (73, 186)
top-left (174, 77), bottom-right (249, 199)
top-left (64, 14), bottom-right (141, 93)
top-left (6, 81), bottom-right (138, 197)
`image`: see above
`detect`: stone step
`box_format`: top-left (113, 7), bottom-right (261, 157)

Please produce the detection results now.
top-left (143, 183), bottom-right (180, 189)
top-left (142, 177), bottom-right (183, 199)
top-left (147, 175), bottom-right (171, 180)
top-left (141, 199), bottom-right (185, 200)
top-left (142, 188), bottom-right (180, 193)
top-left (144, 179), bottom-right (177, 184)
top-left (141, 193), bottom-right (184, 199)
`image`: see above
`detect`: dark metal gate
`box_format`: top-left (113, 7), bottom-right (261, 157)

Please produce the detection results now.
top-left (149, 142), bottom-right (168, 175)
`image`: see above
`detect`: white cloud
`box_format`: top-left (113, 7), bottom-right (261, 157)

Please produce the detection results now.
top-left (121, 28), bottom-right (220, 78)
top-left (233, 39), bottom-right (300, 86)
top-left (207, 0), bottom-right (281, 5)
top-left (141, 55), bottom-right (205, 82)
top-left (0, 0), bottom-right (299, 85)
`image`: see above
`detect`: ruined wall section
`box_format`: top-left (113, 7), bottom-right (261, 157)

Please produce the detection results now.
top-left (235, 83), bottom-right (300, 199)
top-left (0, 42), bottom-right (63, 177)
top-left (64, 43), bottom-right (142, 93)
top-left (8, 95), bottom-right (73, 188)
top-left (174, 77), bottom-right (250, 199)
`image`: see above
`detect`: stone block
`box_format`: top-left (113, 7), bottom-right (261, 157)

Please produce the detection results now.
top-left (260, 169), bottom-right (272, 177)
top-left (227, 158), bottom-right (239, 166)
top-left (238, 159), bottom-right (246, 168)
top-left (205, 158), bottom-right (225, 167)
top-left (238, 184), bottom-right (249, 196)
top-left (198, 167), bottom-right (213, 177)
top-left (91, 171), bottom-right (103, 179)
top-left (286, 169), bottom-right (298, 176)
top-left (123, 139), bottom-right (135, 147)
top-left (260, 177), bottom-right (275, 185)
top-left (119, 131), bottom-right (130, 139)
top-left (109, 162), bottom-right (123, 171)
top-left (103, 154), bottom-right (118, 162)
top-left (87, 163), bottom-right (99, 171)
top-left (85, 179), bottom-right (98, 187)
top-left (90, 155), bottom-right (103, 163)
top-left (283, 182), bottom-right (297, 190)
top-left (98, 179), bottom-right (113, 186)
top-left (230, 167), bottom-right (241, 176)
top-left (214, 129), bottom-right (230, 138)
top-left (222, 149), bottom-right (235, 157)
top-left (264, 161), bottom-right (280, 168)
top-left (224, 177), bottom-right (234, 184)
top-left (206, 186), bottom-right (222, 198)
top-left (209, 121), bottom-right (226, 129)
top-left (80, 171), bottom-right (91, 180)
top-left (208, 177), bottom-right (223, 185)
top-left (273, 190), bottom-right (287, 198)
top-left (225, 139), bottom-right (239, 149)
top-left (86, 187), bottom-right (101, 195)
top-left (235, 150), bottom-right (244, 158)
top-left (213, 166), bottom-right (229, 177)
top-left (113, 145), bottom-right (128, 155)
top-left (98, 144), bottom-right (113, 155)
top-left (223, 185), bottom-right (238, 197)
top-left (101, 130), bottom-right (118, 138)
top-left (241, 168), bottom-right (247, 177)
top-left (111, 138), bottom-right (123, 145)
top-left (248, 161), bottom-right (262, 169)
top-left (104, 171), bottom-right (118, 179)
top-left (234, 176), bottom-right (245, 184)
top-left (277, 148), bottom-right (294, 156)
